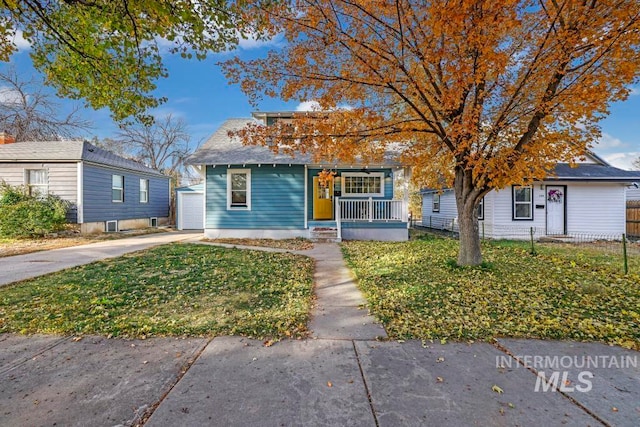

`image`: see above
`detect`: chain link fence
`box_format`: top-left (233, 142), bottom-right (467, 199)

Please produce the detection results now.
top-left (415, 216), bottom-right (639, 274)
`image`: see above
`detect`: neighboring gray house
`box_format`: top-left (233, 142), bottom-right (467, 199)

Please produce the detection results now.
top-left (0, 137), bottom-right (170, 233)
top-left (421, 152), bottom-right (640, 239)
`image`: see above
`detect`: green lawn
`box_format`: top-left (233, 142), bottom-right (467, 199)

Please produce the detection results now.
top-left (342, 234), bottom-right (640, 350)
top-left (0, 244), bottom-right (315, 339)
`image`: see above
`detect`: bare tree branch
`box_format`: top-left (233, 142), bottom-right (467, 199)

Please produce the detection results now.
top-left (0, 68), bottom-right (92, 141)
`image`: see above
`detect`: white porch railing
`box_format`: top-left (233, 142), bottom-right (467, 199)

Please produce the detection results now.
top-left (335, 197), bottom-right (407, 240)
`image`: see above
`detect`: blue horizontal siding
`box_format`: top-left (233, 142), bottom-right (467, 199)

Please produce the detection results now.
top-left (82, 164), bottom-right (170, 223)
top-left (206, 165), bottom-right (305, 229)
top-left (341, 221), bottom-right (407, 229)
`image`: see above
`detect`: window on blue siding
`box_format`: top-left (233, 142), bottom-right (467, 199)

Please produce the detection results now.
top-left (512, 185), bottom-right (532, 220)
top-left (112, 175), bottom-right (124, 202)
top-left (140, 179), bottom-right (149, 203)
top-left (432, 194), bottom-right (440, 212)
top-left (227, 169), bottom-right (251, 210)
top-left (341, 172), bottom-right (384, 197)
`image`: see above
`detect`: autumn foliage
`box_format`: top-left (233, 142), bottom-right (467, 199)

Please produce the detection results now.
top-left (223, 0), bottom-right (640, 265)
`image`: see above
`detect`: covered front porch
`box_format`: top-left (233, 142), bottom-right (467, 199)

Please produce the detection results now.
top-left (305, 166), bottom-right (410, 241)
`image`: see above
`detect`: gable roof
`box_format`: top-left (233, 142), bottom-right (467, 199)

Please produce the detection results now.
top-left (186, 117), bottom-right (403, 166)
top-left (551, 163), bottom-right (640, 181)
top-left (420, 157), bottom-right (640, 194)
top-left (185, 118), bottom-right (312, 166)
top-left (0, 140), bottom-right (166, 177)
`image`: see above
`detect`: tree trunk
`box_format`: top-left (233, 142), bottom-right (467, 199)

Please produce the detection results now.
top-left (453, 167), bottom-right (483, 266)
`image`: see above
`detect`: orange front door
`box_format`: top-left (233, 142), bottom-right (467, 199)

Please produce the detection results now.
top-left (313, 177), bottom-right (333, 219)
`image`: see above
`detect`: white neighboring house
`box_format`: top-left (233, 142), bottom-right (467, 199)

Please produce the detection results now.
top-left (626, 186), bottom-right (640, 201)
top-left (421, 152), bottom-right (640, 239)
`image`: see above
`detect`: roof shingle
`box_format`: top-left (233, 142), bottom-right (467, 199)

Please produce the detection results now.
top-left (0, 140), bottom-right (165, 177)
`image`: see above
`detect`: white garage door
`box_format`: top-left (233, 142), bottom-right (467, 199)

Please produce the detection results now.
top-left (179, 192), bottom-right (204, 230)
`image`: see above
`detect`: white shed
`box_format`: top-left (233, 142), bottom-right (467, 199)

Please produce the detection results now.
top-left (176, 184), bottom-right (204, 230)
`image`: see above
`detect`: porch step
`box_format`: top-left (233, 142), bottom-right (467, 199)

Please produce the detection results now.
top-left (310, 227), bottom-right (341, 243)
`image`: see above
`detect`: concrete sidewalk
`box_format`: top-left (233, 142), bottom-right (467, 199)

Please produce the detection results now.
top-left (0, 241), bottom-right (638, 426)
top-left (2, 334), bottom-right (637, 426)
top-left (0, 230), bottom-right (200, 287)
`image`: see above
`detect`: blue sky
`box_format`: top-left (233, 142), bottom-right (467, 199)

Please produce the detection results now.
top-left (2, 35), bottom-right (639, 170)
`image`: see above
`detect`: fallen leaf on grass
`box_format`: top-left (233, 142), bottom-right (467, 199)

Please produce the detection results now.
top-left (492, 385), bottom-right (504, 394)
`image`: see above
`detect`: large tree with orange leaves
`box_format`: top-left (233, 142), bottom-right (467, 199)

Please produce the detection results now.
top-left (223, 0), bottom-right (640, 265)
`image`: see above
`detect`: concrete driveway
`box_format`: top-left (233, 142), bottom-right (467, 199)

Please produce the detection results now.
top-left (0, 230), bottom-right (200, 287)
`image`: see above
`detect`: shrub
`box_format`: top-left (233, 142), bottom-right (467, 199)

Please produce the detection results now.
top-left (0, 182), bottom-right (69, 238)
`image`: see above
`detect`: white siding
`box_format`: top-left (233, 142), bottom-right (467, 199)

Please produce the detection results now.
top-left (564, 182), bottom-right (626, 236)
top-left (421, 190), bottom-right (457, 229)
top-left (482, 186), bottom-right (546, 239)
top-left (0, 162), bottom-right (78, 221)
top-left (422, 181), bottom-right (628, 239)
top-left (626, 187), bottom-right (640, 201)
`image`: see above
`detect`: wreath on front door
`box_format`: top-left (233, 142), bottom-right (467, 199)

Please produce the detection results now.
top-left (547, 189), bottom-right (563, 203)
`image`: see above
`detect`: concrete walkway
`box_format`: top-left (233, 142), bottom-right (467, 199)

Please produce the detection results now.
top-left (0, 230), bottom-right (200, 287)
top-left (0, 239), bottom-right (638, 426)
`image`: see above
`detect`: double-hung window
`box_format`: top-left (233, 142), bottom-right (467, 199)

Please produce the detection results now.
top-left (227, 169), bottom-right (251, 210)
top-left (25, 169), bottom-right (48, 196)
top-left (432, 194), bottom-right (441, 213)
top-left (512, 185), bottom-right (533, 220)
top-left (112, 175), bottom-right (124, 202)
top-left (140, 179), bottom-right (149, 203)
top-left (476, 197), bottom-right (484, 220)
top-left (341, 172), bottom-right (385, 197)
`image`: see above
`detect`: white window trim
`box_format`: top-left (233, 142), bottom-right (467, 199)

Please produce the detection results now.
top-left (227, 168), bottom-right (251, 210)
top-left (106, 220), bottom-right (118, 232)
top-left (140, 178), bottom-right (149, 203)
top-left (112, 175), bottom-right (124, 203)
top-left (24, 168), bottom-right (48, 196)
top-left (432, 193), bottom-right (440, 213)
top-left (341, 172), bottom-right (385, 197)
top-left (513, 185), bottom-right (533, 220)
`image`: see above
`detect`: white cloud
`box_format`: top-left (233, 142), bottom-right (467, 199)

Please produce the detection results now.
top-left (0, 86), bottom-right (22, 104)
top-left (295, 100), bottom-right (354, 112)
top-left (9, 29), bottom-right (31, 52)
top-left (603, 152), bottom-right (640, 170)
top-left (237, 32), bottom-right (284, 50)
top-left (595, 132), bottom-right (624, 149)
top-left (295, 100), bottom-right (321, 112)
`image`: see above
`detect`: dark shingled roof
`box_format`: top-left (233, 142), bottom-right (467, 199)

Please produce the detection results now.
top-left (186, 117), bottom-right (404, 166)
top-left (551, 163), bottom-right (640, 181)
top-left (0, 140), bottom-right (166, 177)
top-left (420, 160), bottom-right (640, 193)
top-left (185, 118), bottom-right (311, 166)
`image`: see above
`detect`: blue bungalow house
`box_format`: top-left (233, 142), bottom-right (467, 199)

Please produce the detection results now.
top-left (185, 113), bottom-right (410, 241)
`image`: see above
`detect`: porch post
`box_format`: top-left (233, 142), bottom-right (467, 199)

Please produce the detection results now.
top-left (403, 166), bottom-right (411, 224)
top-left (304, 165), bottom-right (308, 230)
top-left (368, 197), bottom-right (373, 222)
top-left (335, 197), bottom-right (342, 240)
